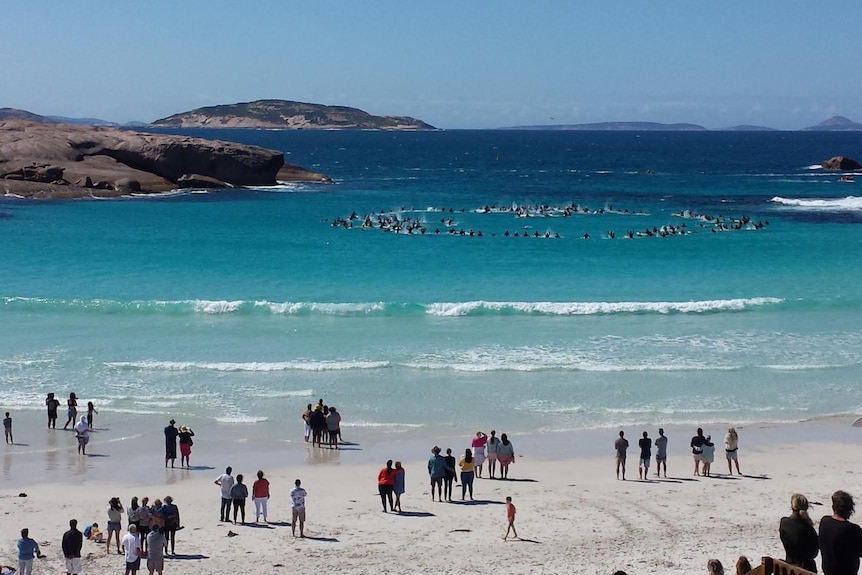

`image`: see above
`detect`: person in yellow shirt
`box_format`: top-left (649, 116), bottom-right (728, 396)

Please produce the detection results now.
top-left (458, 449), bottom-right (475, 500)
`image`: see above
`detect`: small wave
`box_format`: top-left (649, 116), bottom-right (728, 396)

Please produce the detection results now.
top-left (105, 360), bottom-right (389, 372)
top-left (214, 414), bottom-right (269, 424)
top-left (769, 196), bottom-right (862, 210)
top-left (342, 421), bottom-right (424, 429)
top-left (2, 297), bottom-right (784, 317)
top-left (246, 389), bottom-right (315, 398)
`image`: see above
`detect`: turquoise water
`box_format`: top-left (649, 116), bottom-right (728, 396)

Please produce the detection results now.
top-left (1, 130), bottom-right (861, 435)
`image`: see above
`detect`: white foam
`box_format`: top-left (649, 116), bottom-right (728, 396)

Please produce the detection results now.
top-left (105, 360), bottom-right (389, 372)
top-left (769, 196), bottom-right (862, 210)
top-left (425, 298), bottom-right (782, 316)
top-left (190, 300), bottom-right (245, 314)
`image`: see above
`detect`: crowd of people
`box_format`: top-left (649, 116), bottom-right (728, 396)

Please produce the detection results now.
top-left (613, 426), bottom-right (742, 481)
top-left (301, 400), bottom-right (343, 449)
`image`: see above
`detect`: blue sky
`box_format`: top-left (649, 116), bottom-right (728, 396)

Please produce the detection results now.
top-left (3, 1), bottom-right (861, 129)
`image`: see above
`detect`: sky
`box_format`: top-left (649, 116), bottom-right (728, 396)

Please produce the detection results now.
top-left (3, 1), bottom-right (861, 130)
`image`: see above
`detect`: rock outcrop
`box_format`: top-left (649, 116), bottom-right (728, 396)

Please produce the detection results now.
top-left (152, 99), bottom-right (436, 130)
top-left (0, 120), bottom-right (330, 198)
top-left (821, 156), bottom-right (862, 171)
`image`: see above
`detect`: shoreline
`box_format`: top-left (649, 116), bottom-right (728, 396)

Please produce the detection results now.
top-left (2, 422), bottom-right (861, 574)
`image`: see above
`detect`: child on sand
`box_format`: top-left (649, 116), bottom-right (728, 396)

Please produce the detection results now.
top-left (503, 496), bottom-right (518, 540)
top-left (3, 412), bottom-right (11, 444)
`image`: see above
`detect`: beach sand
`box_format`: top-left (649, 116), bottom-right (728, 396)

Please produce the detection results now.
top-left (1, 416), bottom-right (860, 574)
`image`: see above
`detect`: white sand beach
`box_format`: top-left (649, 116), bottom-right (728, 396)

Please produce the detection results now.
top-left (2, 417), bottom-right (861, 574)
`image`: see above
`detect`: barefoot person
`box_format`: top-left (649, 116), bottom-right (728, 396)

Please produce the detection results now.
top-left (62, 519), bottom-right (83, 575)
top-left (486, 430), bottom-right (500, 479)
top-left (655, 428), bottom-right (668, 478)
top-left (163, 419), bottom-right (178, 468)
top-left (377, 460), bottom-right (395, 512)
top-left (638, 431), bottom-right (651, 481)
top-left (779, 493), bottom-right (818, 572)
top-left (17, 528), bottom-right (45, 575)
top-left (503, 496), bottom-right (518, 541)
top-left (290, 479), bottom-right (307, 538)
top-left (497, 434), bottom-right (515, 479)
top-left (121, 524), bottom-right (142, 575)
top-left (818, 490), bottom-right (862, 575)
top-left (690, 428), bottom-right (706, 476)
top-left (615, 430), bottom-right (629, 480)
top-left (725, 427), bottom-right (741, 475)
top-left (427, 447), bottom-right (446, 502)
top-left (46, 392), bottom-right (61, 429)
top-left (471, 431), bottom-right (487, 478)
top-left (63, 392), bottom-right (78, 430)
top-left (178, 425), bottom-right (194, 468)
top-left (252, 470), bottom-right (270, 523)
top-left (74, 416), bottom-right (92, 455)
top-left (393, 462), bottom-right (405, 513)
top-left (3, 412), bottom-right (11, 444)
top-left (106, 497), bottom-right (124, 555)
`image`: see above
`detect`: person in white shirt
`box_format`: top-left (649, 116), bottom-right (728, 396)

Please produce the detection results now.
top-left (74, 416), bottom-right (92, 455)
top-left (214, 466), bottom-right (235, 522)
top-left (290, 479), bottom-right (307, 538)
top-left (120, 524), bottom-right (141, 575)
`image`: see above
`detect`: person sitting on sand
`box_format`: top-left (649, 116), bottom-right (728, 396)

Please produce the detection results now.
top-left (84, 522), bottom-right (105, 543)
top-left (779, 493), bottom-right (819, 572)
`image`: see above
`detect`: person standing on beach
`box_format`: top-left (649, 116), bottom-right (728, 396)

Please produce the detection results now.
top-left (46, 392), bottom-right (61, 429)
top-left (178, 425), bottom-right (194, 468)
top-left (638, 431), bottom-right (652, 481)
top-left (690, 428), bottom-right (706, 476)
top-left (459, 448), bottom-right (476, 500)
top-left (252, 470), bottom-right (270, 523)
top-left (302, 403), bottom-right (312, 443)
top-left (503, 496), bottom-right (518, 541)
top-left (326, 407), bottom-right (340, 450)
top-left (378, 460), bottom-right (396, 512)
top-left (290, 479), bottom-right (307, 537)
top-left (486, 430), bottom-right (500, 479)
top-left (86, 401), bottom-right (98, 428)
top-left (146, 527), bottom-right (166, 575)
top-left (63, 392), bottom-right (78, 430)
top-left (725, 427), bottom-right (741, 475)
top-left (443, 448), bottom-right (457, 502)
top-left (3, 412), bottom-right (11, 444)
top-left (471, 431), bottom-right (488, 478)
top-left (393, 462), bottom-right (405, 513)
top-left (74, 416), bottom-right (92, 455)
top-left (497, 434), bottom-right (515, 479)
top-left (164, 419), bottom-right (178, 468)
top-left (779, 493), bottom-right (819, 572)
top-left (215, 466), bottom-right (235, 522)
top-left (161, 496), bottom-right (180, 554)
top-left (819, 490), bottom-right (862, 575)
top-left (701, 436), bottom-right (715, 477)
top-left (121, 524), bottom-right (142, 575)
top-left (17, 528), bottom-right (45, 575)
top-left (309, 405), bottom-right (326, 447)
top-left (655, 428), bottom-right (668, 478)
top-left (427, 446), bottom-right (446, 501)
top-left (62, 519), bottom-right (83, 575)
top-left (615, 430), bottom-right (629, 480)
top-left (106, 497), bottom-right (125, 554)
top-left (230, 474), bottom-right (249, 524)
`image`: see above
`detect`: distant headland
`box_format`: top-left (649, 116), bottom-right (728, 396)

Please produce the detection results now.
top-left (151, 100), bottom-right (436, 130)
top-left (501, 116), bottom-right (862, 132)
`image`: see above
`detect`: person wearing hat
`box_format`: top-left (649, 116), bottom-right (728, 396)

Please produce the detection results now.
top-left (178, 425), bottom-right (195, 468)
top-left (164, 419), bottom-right (178, 468)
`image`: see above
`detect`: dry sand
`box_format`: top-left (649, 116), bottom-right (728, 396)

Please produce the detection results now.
top-left (2, 418), bottom-right (860, 574)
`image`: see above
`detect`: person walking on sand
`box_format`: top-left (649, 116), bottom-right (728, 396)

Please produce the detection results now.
top-left (178, 425), bottom-right (194, 468)
top-left (690, 427), bottom-right (706, 476)
top-left (818, 490), bottom-right (862, 575)
top-left (290, 479), bottom-right (307, 538)
top-left (17, 528), bottom-right (45, 575)
top-left (3, 412), bottom-right (11, 444)
top-left (486, 430), bottom-right (500, 479)
top-left (46, 392), bottom-right (61, 429)
top-left (252, 470), bottom-right (270, 523)
top-left (638, 431), bottom-right (652, 481)
top-left (163, 419), bottom-right (178, 468)
top-left (615, 430), bottom-right (629, 480)
top-left (725, 427), bottom-right (741, 475)
top-left (215, 466), bottom-right (235, 522)
top-left (63, 392), bottom-right (78, 430)
top-left (230, 474), bottom-right (249, 524)
top-left (503, 496), bottom-right (518, 541)
top-left (427, 446), bottom-right (447, 501)
top-left (121, 524), bottom-right (142, 575)
top-left (655, 428), bottom-right (668, 478)
top-left (74, 416), bottom-right (92, 455)
top-left (62, 519), bottom-right (83, 575)
top-left (393, 461), bottom-right (406, 513)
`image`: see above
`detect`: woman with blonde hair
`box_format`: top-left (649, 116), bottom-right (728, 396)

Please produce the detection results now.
top-left (725, 427), bottom-right (741, 475)
top-left (779, 493), bottom-right (819, 572)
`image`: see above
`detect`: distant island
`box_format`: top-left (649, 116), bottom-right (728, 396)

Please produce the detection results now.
top-left (501, 116), bottom-right (862, 132)
top-left (151, 99), bottom-right (436, 130)
top-left (800, 116), bottom-right (862, 131)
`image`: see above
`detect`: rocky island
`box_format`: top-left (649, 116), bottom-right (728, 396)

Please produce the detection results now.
top-left (0, 119), bottom-right (330, 199)
top-left (151, 99), bottom-right (436, 130)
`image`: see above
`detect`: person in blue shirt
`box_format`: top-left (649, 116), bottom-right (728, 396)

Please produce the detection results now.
top-left (17, 528), bottom-right (44, 575)
top-left (427, 446), bottom-right (448, 502)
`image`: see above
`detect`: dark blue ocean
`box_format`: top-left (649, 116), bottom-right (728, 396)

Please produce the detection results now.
top-left (2, 129), bottom-right (861, 436)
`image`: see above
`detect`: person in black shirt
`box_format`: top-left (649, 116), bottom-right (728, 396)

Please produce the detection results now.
top-left (164, 419), bottom-right (179, 468)
top-left (638, 431), bottom-right (652, 481)
top-left (819, 490), bottom-right (862, 575)
top-left (62, 518), bottom-right (83, 575)
top-left (690, 427), bottom-right (706, 476)
top-left (780, 493), bottom-right (819, 572)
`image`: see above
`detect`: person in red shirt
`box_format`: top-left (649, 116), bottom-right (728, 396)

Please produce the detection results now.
top-left (252, 470), bottom-right (270, 523)
top-left (377, 460), bottom-right (395, 512)
top-left (504, 496), bottom-right (518, 541)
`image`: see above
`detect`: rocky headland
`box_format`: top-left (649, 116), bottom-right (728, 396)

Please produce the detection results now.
top-left (0, 120), bottom-right (330, 199)
top-left (151, 99), bottom-right (435, 130)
